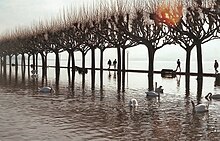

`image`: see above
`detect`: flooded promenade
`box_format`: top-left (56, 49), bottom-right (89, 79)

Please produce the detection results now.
top-left (0, 62), bottom-right (220, 140)
top-left (0, 0), bottom-right (220, 140)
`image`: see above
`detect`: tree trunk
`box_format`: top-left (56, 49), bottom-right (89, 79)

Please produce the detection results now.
top-left (15, 54), bottom-right (18, 78)
top-left (55, 51), bottom-right (60, 86)
top-left (36, 53), bottom-right (38, 73)
top-left (3, 55), bottom-right (6, 77)
top-left (185, 49), bottom-right (191, 76)
top-left (45, 52), bottom-right (48, 76)
top-left (196, 42), bottom-right (203, 80)
top-left (67, 50), bottom-right (71, 82)
top-left (40, 52), bottom-right (45, 77)
top-left (148, 47), bottom-right (155, 91)
top-left (100, 49), bottom-right (104, 89)
top-left (117, 46), bottom-right (121, 92)
top-left (0, 57), bottom-right (2, 75)
top-left (21, 53), bottom-right (25, 77)
top-left (28, 54), bottom-right (31, 77)
top-left (32, 53), bottom-right (35, 69)
top-left (9, 55), bottom-right (12, 78)
top-left (82, 52), bottom-right (86, 89)
top-left (91, 48), bottom-right (95, 90)
top-left (122, 48), bottom-right (126, 92)
top-left (71, 50), bottom-right (75, 89)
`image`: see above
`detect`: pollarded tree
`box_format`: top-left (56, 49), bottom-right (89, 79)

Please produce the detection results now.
top-left (95, 0), bottom-right (138, 91)
top-left (116, 0), bottom-right (174, 90)
top-left (154, 0), bottom-right (220, 80)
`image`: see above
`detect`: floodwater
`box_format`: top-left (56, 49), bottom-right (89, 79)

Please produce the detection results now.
top-left (1, 64), bottom-right (220, 141)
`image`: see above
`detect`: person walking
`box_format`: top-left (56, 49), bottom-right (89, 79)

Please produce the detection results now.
top-left (214, 60), bottom-right (219, 74)
top-left (113, 59), bottom-right (117, 69)
top-left (107, 59), bottom-right (112, 69)
top-left (175, 59), bottom-right (181, 72)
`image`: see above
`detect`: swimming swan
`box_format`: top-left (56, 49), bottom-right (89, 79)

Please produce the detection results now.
top-left (145, 91), bottom-right (160, 97)
top-left (38, 86), bottom-right (53, 93)
top-left (205, 92), bottom-right (220, 100)
top-left (145, 82), bottom-right (163, 97)
top-left (191, 100), bottom-right (208, 113)
top-left (129, 98), bottom-right (138, 107)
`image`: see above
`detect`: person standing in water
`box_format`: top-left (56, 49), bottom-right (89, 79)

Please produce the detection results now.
top-left (214, 60), bottom-right (219, 74)
top-left (107, 59), bottom-right (112, 69)
top-left (113, 59), bottom-right (117, 69)
top-left (176, 59), bottom-right (181, 72)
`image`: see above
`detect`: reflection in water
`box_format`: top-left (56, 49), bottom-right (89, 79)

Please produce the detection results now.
top-left (197, 78), bottom-right (203, 103)
top-left (113, 71), bottom-right (116, 79)
top-left (0, 66), bottom-right (220, 140)
top-left (185, 74), bottom-right (190, 97)
top-left (176, 74), bottom-right (181, 93)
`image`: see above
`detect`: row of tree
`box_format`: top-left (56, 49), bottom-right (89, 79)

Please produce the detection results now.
top-left (0, 0), bottom-right (219, 91)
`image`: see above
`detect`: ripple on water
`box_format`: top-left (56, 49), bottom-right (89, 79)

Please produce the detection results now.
top-left (1, 74), bottom-right (220, 140)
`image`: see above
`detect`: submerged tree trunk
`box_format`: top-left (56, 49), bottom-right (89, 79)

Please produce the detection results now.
top-left (45, 52), bottom-right (48, 76)
top-left (122, 48), bottom-right (126, 92)
top-left (9, 55), bottom-right (12, 78)
top-left (36, 53), bottom-right (38, 73)
top-left (71, 50), bottom-right (75, 89)
top-left (0, 57), bottom-right (2, 75)
top-left (32, 53), bottom-right (35, 70)
top-left (117, 46), bottom-right (121, 92)
top-left (55, 51), bottom-right (60, 86)
top-left (3, 55), bottom-right (7, 77)
top-left (28, 54), bottom-right (31, 77)
top-left (82, 52), bottom-right (86, 89)
top-left (196, 42), bottom-right (203, 80)
top-left (91, 48), bottom-right (95, 90)
top-left (21, 53), bottom-right (25, 79)
top-left (40, 52), bottom-right (45, 77)
top-left (15, 54), bottom-right (18, 79)
top-left (100, 49), bottom-right (104, 89)
top-left (148, 47), bottom-right (155, 91)
top-left (185, 49), bottom-right (192, 76)
top-left (67, 50), bottom-right (71, 82)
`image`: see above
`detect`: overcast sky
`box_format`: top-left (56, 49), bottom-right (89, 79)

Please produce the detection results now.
top-left (0, 0), bottom-right (219, 64)
top-left (0, 0), bottom-right (89, 34)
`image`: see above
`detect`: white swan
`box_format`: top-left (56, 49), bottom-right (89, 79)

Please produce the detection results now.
top-left (38, 86), bottom-right (53, 93)
top-left (145, 91), bottom-right (160, 97)
top-left (129, 98), bottom-right (138, 107)
top-left (145, 82), bottom-right (162, 97)
top-left (191, 100), bottom-right (208, 113)
top-left (205, 92), bottom-right (220, 100)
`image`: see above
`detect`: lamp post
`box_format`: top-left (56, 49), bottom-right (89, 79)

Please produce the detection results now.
top-left (127, 51), bottom-right (129, 70)
top-left (126, 51), bottom-right (129, 88)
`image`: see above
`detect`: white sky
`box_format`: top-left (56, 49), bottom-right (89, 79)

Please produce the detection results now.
top-left (0, 0), bottom-right (90, 34)
top-left (0, 0), bottom-right (219, 64)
